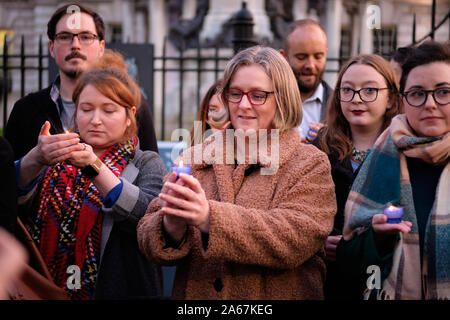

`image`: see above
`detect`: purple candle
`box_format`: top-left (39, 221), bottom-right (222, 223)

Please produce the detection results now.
top-left (171, 160), bottom-right (191, 180)
top-left (384, 205), bottom-right (404, 224)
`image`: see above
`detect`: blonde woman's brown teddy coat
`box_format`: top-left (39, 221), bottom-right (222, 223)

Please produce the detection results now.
top-left (138, 129), bottom-right (337, 299)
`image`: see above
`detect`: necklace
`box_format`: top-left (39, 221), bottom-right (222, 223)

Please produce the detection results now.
top-left (351, 144), bottom-right (370, 164)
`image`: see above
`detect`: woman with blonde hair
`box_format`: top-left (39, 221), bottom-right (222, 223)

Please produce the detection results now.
top-left (138, 46), bottom-right (336, 299)
top-left (312, 54), bottom-right (402, 299)
top-left (16, 62), bottom-right (166, 299)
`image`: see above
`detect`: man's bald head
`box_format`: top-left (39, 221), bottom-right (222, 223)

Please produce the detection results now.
top-left (280, 19), bottom-right (328, 99)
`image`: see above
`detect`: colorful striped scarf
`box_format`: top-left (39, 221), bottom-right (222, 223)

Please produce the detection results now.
top-left (31, 137), bottom-right (136, 300)
top-left (343, 114), bottom-right (450, 300)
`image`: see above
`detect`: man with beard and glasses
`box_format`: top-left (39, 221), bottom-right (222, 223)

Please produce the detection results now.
top-left (280, 19), bottom-right (333, 143)
top-left (5, 2), bottom-right (158, 160)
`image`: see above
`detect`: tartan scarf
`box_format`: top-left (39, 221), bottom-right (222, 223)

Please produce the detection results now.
top-left (343, 114), bottom-right (450, 300)
top-left (31, 137), bottom-right (137, 300)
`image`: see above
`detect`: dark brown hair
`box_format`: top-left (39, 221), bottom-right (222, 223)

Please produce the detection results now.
top-left (400, 40), bottom-right (450, 92)
top-left (190, 79), bottom-right (222, 146)
top-left (318, 54), bottom-right (402, 160)
top-left (47, 2), bottom-right (105, 41)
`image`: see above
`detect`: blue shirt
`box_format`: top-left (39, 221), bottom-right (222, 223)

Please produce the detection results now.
top-left (296, 83), bottom-right (324, 138)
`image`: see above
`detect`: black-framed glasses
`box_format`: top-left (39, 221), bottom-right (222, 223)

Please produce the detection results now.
top-left (227, 88), bottom-right (274, 105)
top-left (402, 87), bottom-right (450, 107)
top-left (338, 87), bottom-right (389, 102)
top-left (54, 32), bottom-right (99, 45)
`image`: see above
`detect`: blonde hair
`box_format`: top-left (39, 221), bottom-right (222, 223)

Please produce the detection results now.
top-left (220, 46), bottom-right (302, 132)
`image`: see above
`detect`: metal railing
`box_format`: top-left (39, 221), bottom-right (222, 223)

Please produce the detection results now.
top-left (411, 0), bottom-right (450, 45)
top-left (1, 35), bottom-right (47, 130)
top-left (1, 2), bottom-right (448, 137)
top-left (0, 34), bottom-right (349, 139)
top-left (154, 37), bottom-right (230, 140)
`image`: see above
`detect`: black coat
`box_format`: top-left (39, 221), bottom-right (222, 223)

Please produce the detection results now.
top-left (0, 137), bottom-right (17, 233)
top-left (312, 140), bottom-right (356, 235)
top-left (5, 86), bottom-right (159, 160)
top-left (312, 137), bottom-right (360, 299)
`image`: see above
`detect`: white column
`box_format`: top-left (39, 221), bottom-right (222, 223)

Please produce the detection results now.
top-left (148, 0), bottom-right (167, 56)
top-left (135, 11), bottom-right (146, 43)
top-left (148, 0), bottom-right (169, 139)
top-left (293, 0), bottom-right (308, 20)
top-left (351, 14), bottom-right (360, 56)
top-left (359, 1), bottom-right (373, 54)
top-left (121, 0), bottom-right (133, 43)
top-left (324, 0), bottom-right (342, 88)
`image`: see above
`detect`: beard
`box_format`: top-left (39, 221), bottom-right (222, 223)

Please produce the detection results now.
top-left (293, 68), bottom-right (325, 95)
top-left (62, 67), bottom-right (84, 79)
top-left (62, 51), bottom-right (88, 79)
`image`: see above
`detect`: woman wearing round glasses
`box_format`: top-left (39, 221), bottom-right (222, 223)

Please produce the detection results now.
top-left (138, 46), bottom-right (337, 299)
top-left (339, 41), bottom-right (450, 300)
top-left (312, 54), bottom-right (402, 299)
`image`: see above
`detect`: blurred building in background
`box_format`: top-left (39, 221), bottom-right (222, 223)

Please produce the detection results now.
top-left (0, 0), bottom-right (449, 138)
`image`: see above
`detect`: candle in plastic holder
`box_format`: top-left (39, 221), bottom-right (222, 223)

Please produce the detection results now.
top-left (171, 160), bottom-right (191, 180)
top-left (384, 205), bottom-right (404, 224)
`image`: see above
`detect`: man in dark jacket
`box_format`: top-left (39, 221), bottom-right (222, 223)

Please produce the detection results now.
top-left (280, 19), bottom-right (333, 142)
top-left (5, 3), bottom-right (158, 160)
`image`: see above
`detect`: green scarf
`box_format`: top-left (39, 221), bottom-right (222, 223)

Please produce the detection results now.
top-left (343, 114), bottom-right (450, 300)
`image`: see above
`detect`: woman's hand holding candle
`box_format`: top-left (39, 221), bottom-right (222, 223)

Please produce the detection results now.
top-left (18, 121), bottom-right (84, 188)
top-left (33, 121), bottom-right (82, 165)
top-left (159, 172), bottom-right (189, 243)
top-left (170, 160), bottom-right (192, 179)
top-left (372, 213), bottom-right (412, 235)
top-left (160, 172), bottom-right (210, 234)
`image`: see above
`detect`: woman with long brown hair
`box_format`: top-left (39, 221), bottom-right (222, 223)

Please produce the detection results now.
top-left (312, 54), bottom-right (402, 299)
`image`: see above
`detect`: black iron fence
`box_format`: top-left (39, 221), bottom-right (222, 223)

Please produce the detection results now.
top-left (1, 35), bottom-right (47, 131)
top-left (1, 3), bottom-right (449, 139)
top-left (154, 37), bottom-right (230, 140)
top-left (0, 35), bottom-right (349, 139)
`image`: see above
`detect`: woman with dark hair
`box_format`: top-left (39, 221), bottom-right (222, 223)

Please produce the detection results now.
top-left (339, 40), bottom-right (450, 300)
top-left (16, 63), bottom-right (166, 299)
top-left (390, 46), bottom-right (414, 82)
top-left (313, 54), bottom-right (402, 299)
top-left (190, 79), bottom-right (230, 146)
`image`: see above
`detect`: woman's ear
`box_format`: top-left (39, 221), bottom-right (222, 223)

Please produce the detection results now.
top-left (127, 107), bottom-right (136, 127)
top-left (386, 92), bottom-right (397, 110)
